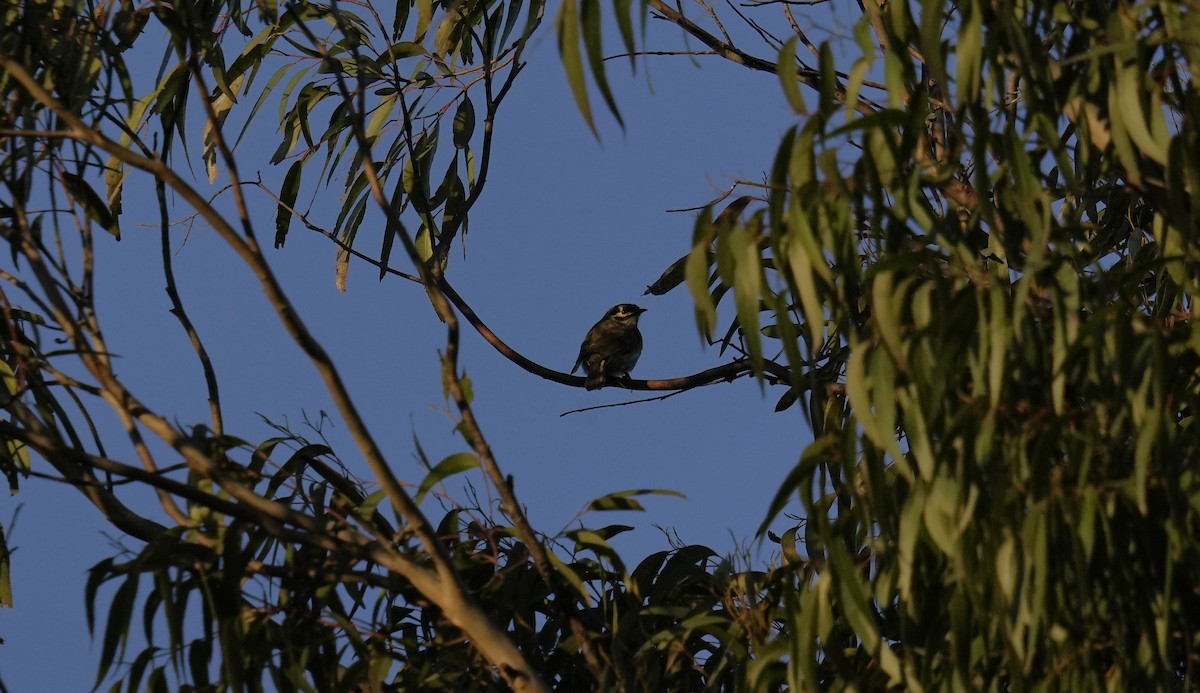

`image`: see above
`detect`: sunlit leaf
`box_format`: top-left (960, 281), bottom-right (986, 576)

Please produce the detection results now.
top-left (580, 0), bottom-right (623, 128)
top-left (452, 97), bottom-right (475, 149)
top-left (777, 37), bottom-right (807, 116)
top-left (415, 452), bottom-right (479, 504)
top-left (556, 0), bottom-right (595, 136)
top-left (686, 207), bottom-right (717, 340)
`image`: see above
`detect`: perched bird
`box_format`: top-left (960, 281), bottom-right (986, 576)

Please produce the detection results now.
top-left (572, 304), bottom-right (648, 390)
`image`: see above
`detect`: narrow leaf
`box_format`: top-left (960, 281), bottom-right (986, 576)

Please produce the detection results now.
top-left (686, 207), bottom-right (717, 340)
top-left (415, 452), bottom-right (479, 503)
top-left (275, 160), bottom-right (303, 248)
top-left (777, 37), bottom-right (807, 115)
top-left (0, 521), bottom-right (12, 607)
top-left (62, 172), bottom-right (120, 239)
top-left (452, 97), bottom-right (475, 149)
top-left (96, 573), bottom-right (140, 688)
top-left (587, 488), bottom-right (684, 512)
top-left (556, 0), bottom-right (596, 136)
top-left (580, 0), bottom-right (624, 127)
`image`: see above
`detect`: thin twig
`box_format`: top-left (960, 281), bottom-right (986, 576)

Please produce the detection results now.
top-left (559, 387), bottom-right (695, 416)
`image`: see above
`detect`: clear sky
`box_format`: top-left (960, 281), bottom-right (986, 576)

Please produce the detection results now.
top-left (1, 9), bottom-right (816, 690)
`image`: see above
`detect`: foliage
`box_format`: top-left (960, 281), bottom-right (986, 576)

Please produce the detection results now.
top-left (2, 0), bottom-right (1200, 690)
top-left (629, 0), bottom-right (1200, 688)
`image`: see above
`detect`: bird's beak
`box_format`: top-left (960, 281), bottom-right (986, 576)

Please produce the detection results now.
top-left (635, 307), bottom-right (648, 314)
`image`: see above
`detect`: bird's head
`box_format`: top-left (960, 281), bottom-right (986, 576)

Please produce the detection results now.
top-left (607, 304), bottom-right (647, 323)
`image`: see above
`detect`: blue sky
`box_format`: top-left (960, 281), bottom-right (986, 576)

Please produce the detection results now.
top-left (2, 10), bottom-right (814, 690)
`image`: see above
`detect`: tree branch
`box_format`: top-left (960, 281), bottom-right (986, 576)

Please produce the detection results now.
top-left (284, 13), bottom-right (552, 689)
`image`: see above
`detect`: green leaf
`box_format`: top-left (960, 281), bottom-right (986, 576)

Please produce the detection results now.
top-left (871, 270), bottom-right (907, 366)
top-left (459, 371), bottom-right (474, 405)
top-left (1112, 56), bottom-right (1167, 165)
top-left (365, 93), bottom-right (397, 143)
top-left (844, 17), bottom-right (876, 111)
top-left (897, 483), bottom-right (925, 600)
top-left (586, 488), bottom-right (684, 512)
top-left (651, 545), bottom-right (716, 601)
top-left (777, 37), bottom-right (807, 115)
top-left (386, 41), bottom-right (425, 59)
top-left (274, 160), bottom-right (303, 248)
top-left (124, 647), bottom-right (158, 693)
top-left (956, 1), bottom-right (983, 105)
top-left (686, 207), bottom-right (717, 340)
top-left (779, 526), bottom-right (802, 566)
top-left (0, 437), bottom-right (28, 495)
top-left (335, 198), bottom-right (366, 291)
top-left (827, 531), bottom-right (880, 647)
top-left (201, 70), bottom-right (243, 184)
top-left (917, 0), bottom-right (949, 101)
top-left (452, 97), bottom-right (475, 149)
top-left (367, 649), bottom-right (392, 689)
top-left (105, 154), bottom-right (124, 217)
top-left (612, 0), bottom-right (638, 69)
top-left (439, 161), bottom-right (466, 233)
top-left (85, 559), bottom-right (114, 636)
top-left (414, 224), bottom-right (433, 264)
top-left (354, 489), bottom-right (389, 523)
top-left (567, 525), bottom-right (634, 551)
top-left (379, 177), bottom-right (406, 280)
top-left (264, 443), bottom-right (333, 499)
top-left (773, 387), bottom-right (798, 412)
top-left (415, 452), bottom-right (479, 504)
top-left (413, 0), bottom-right (434, 40)
top-left (580, 0), bottom-right (624, 128)
top-left (231, 57), bottom-right (288, 150)
top-left (62, 172), bottom-right (120, 239)
top-left (629, 550), bottom-right (669, 599)
top-left (556, 0), bottom-right (596, 136)
top-left (96, 572), bottom-right (139, 688)
top-left (393, 0), bottom-right (411, 37)
top-left (403, 122), bottom-right (440, 206)
top-left (644, 253), bottom-right (688, 296)
top-left (922, 476), bottom-right (960, 556)
top-left (729, 218), bottom-right (764, 377)
top-left (0, 520), bottom-right (12, 607)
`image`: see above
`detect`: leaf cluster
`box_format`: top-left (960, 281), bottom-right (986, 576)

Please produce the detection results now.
top-left (599, 0), bottom-right (1200, 687)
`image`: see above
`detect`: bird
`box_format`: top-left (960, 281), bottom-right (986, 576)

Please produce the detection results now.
top-left (571, 304), bottom-right (648, 390)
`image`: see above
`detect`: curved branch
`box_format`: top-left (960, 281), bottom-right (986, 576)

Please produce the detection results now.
top-left (157, 162), bottom-right (223, 440)
top-left (439, 279), bottom-right (792, 389)
top-left (265, 178), bottom-right (787, 393)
